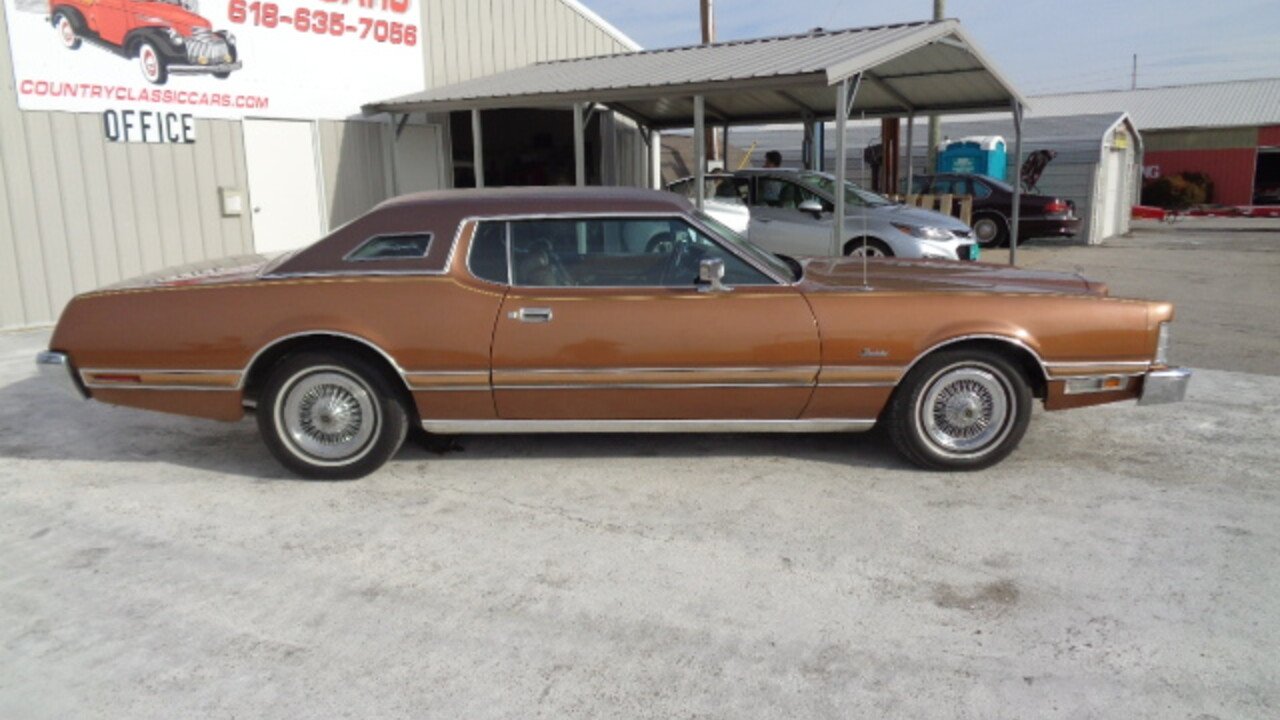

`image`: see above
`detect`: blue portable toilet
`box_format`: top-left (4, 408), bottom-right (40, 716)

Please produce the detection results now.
top-left (936, 136), bottom-right (1007, 181)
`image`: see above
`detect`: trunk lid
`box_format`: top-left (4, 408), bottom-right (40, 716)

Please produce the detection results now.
top-left (96, 254), bottom-right (277, 291)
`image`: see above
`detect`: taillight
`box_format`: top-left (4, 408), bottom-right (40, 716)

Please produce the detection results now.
top-left (1045, 200), bottom-right (1070, 215)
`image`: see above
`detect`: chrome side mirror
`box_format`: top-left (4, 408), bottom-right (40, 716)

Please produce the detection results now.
top-left (697, 258), bottom-right (731, 293)
top-left (798, 198), bottom-right (824, 218)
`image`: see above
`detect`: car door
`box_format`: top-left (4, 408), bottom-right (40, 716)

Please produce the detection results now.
top-left (489, 215), bottom-right (821, 420)
top-left (748, 177), bottom-right (832, 255)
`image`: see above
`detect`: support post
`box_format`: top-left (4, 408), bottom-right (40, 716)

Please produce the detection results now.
top-left (471, 109), bottom-right (485, 188)
top-left (649, 129), bottom-right (663, 189)
top-left (815, 120), bottom-right (825, 172)
top-left (573, 102), bottom-right (586, 186)
top-left (904, 111), bottom-right (915, 192)
top-left (693, 95), bottom-right (706, 210)
top-left (833, 80), bottom-right (849, 256)
top-left (1009, 100), bottom-right (1024, 266)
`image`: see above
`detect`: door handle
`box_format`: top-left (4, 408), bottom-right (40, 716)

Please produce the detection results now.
top-left (509, 307), bottom-right (553, 323)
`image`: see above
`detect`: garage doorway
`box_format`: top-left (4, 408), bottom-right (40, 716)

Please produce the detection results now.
top-left (243, 119), bottom-right (325, 254)
top-left (450, 109), bottom-right (595, 187)
top-left (1254, 148), bottom-right (1280, 205)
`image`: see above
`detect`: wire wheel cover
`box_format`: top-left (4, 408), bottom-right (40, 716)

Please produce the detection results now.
top-left (279, 370), bottom-right (378, 462)
top-left (918, 365), bottom-right (1011, 454)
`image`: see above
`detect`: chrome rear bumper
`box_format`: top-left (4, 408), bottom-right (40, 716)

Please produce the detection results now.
top-left (36, 351), bottom-right (87, 400)
top-left (1139, 367), bottom-right (1191, 406)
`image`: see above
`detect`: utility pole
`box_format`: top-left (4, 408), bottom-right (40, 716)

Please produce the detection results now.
top-left (1131, 53), bottom-right (1138, 90)
top-left (700, 0), bottom-right (718, 163)
top-left (926, 0), bottom-right (944, 174)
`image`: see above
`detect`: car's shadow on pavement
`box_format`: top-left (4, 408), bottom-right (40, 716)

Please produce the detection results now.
top-left (0, 376), bottom-right (908, 480)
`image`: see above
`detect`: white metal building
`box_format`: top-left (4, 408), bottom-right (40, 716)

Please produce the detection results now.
top-left (0, 0), bottom-right (641, 329)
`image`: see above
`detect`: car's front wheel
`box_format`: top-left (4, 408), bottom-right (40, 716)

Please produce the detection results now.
top-left (886, 348), bottom-right (1031, 470)
top-left (137, 40), bottom-right (169, 85)
top-left (845, 238), bottom-right (894, 257)
top-left (257, 352), bottom-right (408, 480)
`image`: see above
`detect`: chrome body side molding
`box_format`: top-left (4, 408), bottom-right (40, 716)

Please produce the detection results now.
top-left (421, 418), bottom-right (876, 434)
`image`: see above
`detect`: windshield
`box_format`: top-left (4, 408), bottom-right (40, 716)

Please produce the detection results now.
top-left (795, 172), bottom-right (893, 208)
top-left (694, 210), bottom-right (797, 281)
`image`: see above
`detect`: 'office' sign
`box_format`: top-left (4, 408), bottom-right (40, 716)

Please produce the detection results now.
top-left (103, 109), bottom-right (196, 144)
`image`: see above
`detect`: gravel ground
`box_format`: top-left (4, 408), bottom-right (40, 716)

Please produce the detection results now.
top-left (2, 221), bottom-right (1278, 719)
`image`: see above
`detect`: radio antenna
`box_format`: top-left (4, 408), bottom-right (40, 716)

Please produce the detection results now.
top-left (861, 111), bottom-right (870, 290)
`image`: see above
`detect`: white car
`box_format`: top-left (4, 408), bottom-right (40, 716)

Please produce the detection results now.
top-left (668, 170), bottom-right (980, 260)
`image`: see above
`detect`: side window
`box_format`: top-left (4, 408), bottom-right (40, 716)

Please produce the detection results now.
top-left (709, 177), bottom-right (746, 204)
top-left (909, 176), bottom-right (929, 194)
top-left (931, 178), bottom-right (955, 195)
top-left (757, 179), bottom-right (820, 209)
top-left (668, 220), bottom-right (772, 287)
top-left (971, 180), bottom-right (993, 199)
top-left (507, 217), bottom-right (770, 288)
top-left (468, 221), bottom-right (508, 284)
top-left (756, 178), bottom-right (787, 207)
top-left (346, 233), bottom-right (432, 260)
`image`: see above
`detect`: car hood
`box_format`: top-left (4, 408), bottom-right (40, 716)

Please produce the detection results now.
top-left (861, 203), bottom-right (972, 232)
top-left (797, 256), bottom-right (1107, 296)
top-left (95, 254), bottom-right (275, 292)
top-left (130, 3), bottom-right (213, 33)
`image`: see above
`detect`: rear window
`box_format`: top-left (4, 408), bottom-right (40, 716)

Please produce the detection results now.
top-left (468, 222), bottom-right (509, 284)
top-left (346, 233), bottom-right (432, 261)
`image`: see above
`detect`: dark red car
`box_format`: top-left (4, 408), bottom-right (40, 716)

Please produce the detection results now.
top-left (911, 173), bottom-right (1080, 247)
top-left (49, 0), bottom-right (241, 85)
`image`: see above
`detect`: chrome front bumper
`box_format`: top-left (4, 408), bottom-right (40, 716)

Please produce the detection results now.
top-left (36, 351), bottom-right (87, 400)
top-left (1139, 367), bottom-right (1191, 406)
top-left (170, 61), bottom-right (242, 76)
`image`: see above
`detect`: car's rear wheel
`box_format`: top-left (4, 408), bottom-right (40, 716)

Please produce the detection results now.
top-left (137, 40), bottom-right (169, 85)
top-left (54, 12), bottom-right (82, 50)
top-left (845, 238), bottom-right (894, 257)
top-left (257, 352), bottom-right (408, 480)
top-left (972, 215), bottom-right (1008, 248)
top-left (886, 349), bottom-right (1031, 470)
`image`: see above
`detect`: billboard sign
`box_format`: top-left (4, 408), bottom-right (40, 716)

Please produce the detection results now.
top-left (3, 0), bottom-right (425, 119)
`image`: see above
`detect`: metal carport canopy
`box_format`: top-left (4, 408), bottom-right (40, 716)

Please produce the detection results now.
top-left (366, 18), bottom-right (1032, 266)
top-left (364, 19), bottom-right (1026, 127)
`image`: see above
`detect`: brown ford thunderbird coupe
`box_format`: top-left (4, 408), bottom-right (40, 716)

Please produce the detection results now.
top-left (37, 187), bottom-right (1190, 479)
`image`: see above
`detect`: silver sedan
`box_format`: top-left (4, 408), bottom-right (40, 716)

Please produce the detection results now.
top-left (669, 169), bottom-right (980, 261)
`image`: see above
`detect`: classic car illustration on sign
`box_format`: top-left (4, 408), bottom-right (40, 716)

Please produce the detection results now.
top-left (37, 188), bottom-right (1190, 479)
top-left (49, 0), bottom-right (240, 84)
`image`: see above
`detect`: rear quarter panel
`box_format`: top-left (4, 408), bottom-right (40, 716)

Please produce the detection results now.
top-left (51, 271), bottom-right (505, 421)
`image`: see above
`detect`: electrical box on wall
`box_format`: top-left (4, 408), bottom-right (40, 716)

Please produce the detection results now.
top-left (219, 188), bottom-right (244, 217)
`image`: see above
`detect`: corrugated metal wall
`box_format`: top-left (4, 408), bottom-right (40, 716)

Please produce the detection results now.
top-left (1, 0), bottom-right (635, 328)
top-left (1143, 148), bottom-right (1257, 205)
top-left (318, 120), bottom-right (394, 229)
top-left (423, 0), bottom-right (633, 89)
